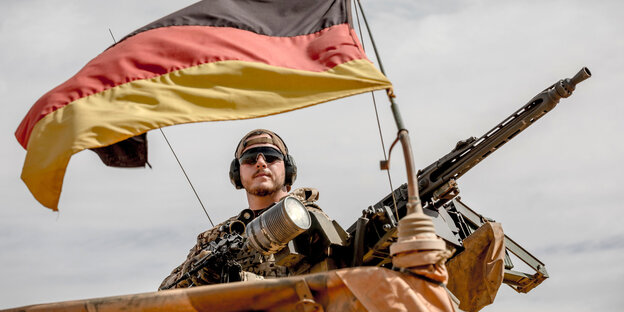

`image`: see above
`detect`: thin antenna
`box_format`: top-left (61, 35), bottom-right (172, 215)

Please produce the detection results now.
top-left (107, 29), bottom-right (214, 227)
top-left (159, 129), bottom-right (215, 227)
top-left (108, 28), bottom-right (117, 43)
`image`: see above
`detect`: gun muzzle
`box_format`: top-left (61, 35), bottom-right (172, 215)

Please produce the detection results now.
top-left (553, 67), bottom-right (591, 99)
top-left (570, 67), bottom-right (591, 87)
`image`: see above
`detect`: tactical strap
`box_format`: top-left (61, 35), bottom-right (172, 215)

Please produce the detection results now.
top-left (242, 137), bottom-right (273, 148)
top-left (393, 267), bottom-right (444, 286)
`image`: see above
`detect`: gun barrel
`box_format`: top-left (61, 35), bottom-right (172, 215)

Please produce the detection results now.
top-left (570, 67), bottom-right (591, 87)
top-left (416, 67), bottom-right (591, 205)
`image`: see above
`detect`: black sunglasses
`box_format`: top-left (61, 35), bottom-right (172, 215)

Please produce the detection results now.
top-left (239, 146), bottom-right (284, 165)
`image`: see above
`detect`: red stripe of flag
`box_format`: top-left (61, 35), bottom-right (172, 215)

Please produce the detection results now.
top-left (15, 24), bottom-right (365, 149)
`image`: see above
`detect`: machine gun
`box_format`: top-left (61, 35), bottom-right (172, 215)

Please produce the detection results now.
top-left (348, 67), bottom-right (591, 292)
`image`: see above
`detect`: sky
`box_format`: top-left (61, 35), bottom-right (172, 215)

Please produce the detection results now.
top-left (1, 0), bottom-right (623, 311)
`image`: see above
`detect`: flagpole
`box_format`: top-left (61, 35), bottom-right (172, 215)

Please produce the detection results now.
top-left (355, 0), bottom-right (449, 270)
top-left (354, 0), bottom-right (420, 215)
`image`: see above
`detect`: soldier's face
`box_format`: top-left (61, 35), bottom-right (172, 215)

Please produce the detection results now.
top-left (239, 136), bottom-right (286, 196)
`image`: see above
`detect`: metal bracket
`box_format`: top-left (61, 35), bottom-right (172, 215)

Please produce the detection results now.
top-left (294, 280), bottom-right (324, 312)
top-left (432, 179), bottom-right (460, 202)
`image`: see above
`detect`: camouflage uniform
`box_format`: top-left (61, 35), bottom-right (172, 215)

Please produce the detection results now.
top-left (159, 187), bottom-right (322, 290)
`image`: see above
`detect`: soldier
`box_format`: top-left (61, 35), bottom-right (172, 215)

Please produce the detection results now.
top-left (159, 129), bottom-right (324, 289)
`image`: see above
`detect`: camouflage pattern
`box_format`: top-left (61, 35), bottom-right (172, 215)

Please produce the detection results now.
top-left (159, 187), bottom-right (323, 290)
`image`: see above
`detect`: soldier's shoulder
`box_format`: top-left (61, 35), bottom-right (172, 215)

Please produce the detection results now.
top-left (290, 187), bottom-right (323, 212)
top-left (290, 187), bottom-right (320, 203)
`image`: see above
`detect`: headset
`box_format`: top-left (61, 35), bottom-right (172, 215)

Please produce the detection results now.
top-left (229, 132), bottom-right (297, 189)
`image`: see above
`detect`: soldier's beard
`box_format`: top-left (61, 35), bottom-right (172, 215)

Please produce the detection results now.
top-left (244, 170), bottom-right (285, 197)
top-left (247, 183), bottom-right (284, 196)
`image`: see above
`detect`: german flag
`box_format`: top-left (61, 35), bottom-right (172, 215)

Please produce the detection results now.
top-left (15, 0), bottom-right (392, 210)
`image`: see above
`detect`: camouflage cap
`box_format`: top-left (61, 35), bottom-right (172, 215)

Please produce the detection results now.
top-left (235, 129), bottom-right (289, 159)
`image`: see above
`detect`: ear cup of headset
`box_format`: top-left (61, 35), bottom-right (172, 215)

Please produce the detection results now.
top-left (229, 158), bottom-right (243, 189)
top-left (284, 155), bottom-right (297, 186)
